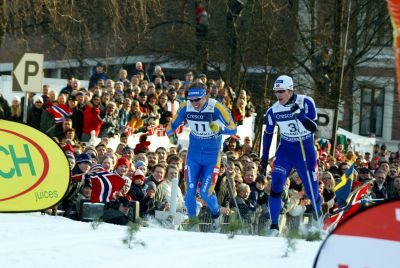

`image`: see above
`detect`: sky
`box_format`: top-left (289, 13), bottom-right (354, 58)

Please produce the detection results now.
top-left (0, 213), bottom-right (322, 268)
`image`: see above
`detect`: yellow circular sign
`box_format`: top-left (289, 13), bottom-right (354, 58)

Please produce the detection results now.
top-left (0, 120), bottom-right (70, 212)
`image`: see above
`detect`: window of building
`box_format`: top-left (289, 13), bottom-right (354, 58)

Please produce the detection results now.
top-left (359, 86), bottom-right (384, 137)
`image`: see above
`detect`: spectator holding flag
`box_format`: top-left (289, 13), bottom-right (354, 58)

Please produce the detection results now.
top-left (40, 93), bottom-right (72, 137)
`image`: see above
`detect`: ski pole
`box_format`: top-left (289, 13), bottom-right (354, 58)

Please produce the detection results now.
top-left (221, 155), bottom-right (244, 225)
top-left (293, 114), bottom-right (321, 225)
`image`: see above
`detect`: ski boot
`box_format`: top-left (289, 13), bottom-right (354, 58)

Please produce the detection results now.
top-left (210, 207), bottom-right (229, 233)
top-left (186, 216), bottom-right (201, 232)
top-left (267, 224), bottom-right (280, 237)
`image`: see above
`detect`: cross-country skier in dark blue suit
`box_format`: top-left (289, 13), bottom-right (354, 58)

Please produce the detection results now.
top-left (260, 75), bottom-right (322, 236)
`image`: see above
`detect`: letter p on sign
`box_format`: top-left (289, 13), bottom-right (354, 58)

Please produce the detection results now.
top-left (12, 53), bottom-right (44, 93)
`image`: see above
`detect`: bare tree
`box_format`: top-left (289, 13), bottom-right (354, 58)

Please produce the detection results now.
top-left (1, 0), bottom-right (163, 77)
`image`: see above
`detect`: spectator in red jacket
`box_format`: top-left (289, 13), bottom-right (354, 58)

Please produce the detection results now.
top-left (81, 94), bottom-right (104, 142)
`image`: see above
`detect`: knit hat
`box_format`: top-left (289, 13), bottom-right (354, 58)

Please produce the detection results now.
top-left (65, 151), bottom-right (75, 161)
top-left (122, 145), bottom-right (134, 155)
top-left (122, 176), bottom-right (132, 186)
top-left (135, 160), bottom-right (146, 169)
top-left (75, 91), bottom-right (84, 97)
top-left (154, 65), bottom-right (162, 72)
top-left (32, 95), bottom-right (43, 103)
top-left (132, 169), bottom-right (145, 183)
top-left (63, 144), bottom-right (75, 155)
top-left (12, 96), bottom-right (21, 103)
top-left (115, 157), bottom-right (130, 169)
top-left (230, 134), bottom-right (240, 141)
top-left (91, 164), bottom-right (105, 172)
top-left (68, 95), bottom-right (76, 101)
top-left (146, 181), bottom-right (156, 192)
top-left (76, 153), bottom-right (92, 165)
top-left (136, 62), bottom-right (143, 70)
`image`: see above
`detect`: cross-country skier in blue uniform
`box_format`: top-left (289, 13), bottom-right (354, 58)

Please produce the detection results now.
top-left (260, 75), bottom-right (322, 236)
top-left (166, 82), bottom-right (237, 230)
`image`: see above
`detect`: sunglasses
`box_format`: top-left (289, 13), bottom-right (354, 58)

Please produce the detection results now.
top-left (35, 101), bottom-right (43, 104)
top-left (274, 90), bottom-right (286, 94)
top-left (190, 97), bottom-right (202, 103)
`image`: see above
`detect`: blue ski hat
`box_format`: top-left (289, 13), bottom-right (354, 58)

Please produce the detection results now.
top-left (187, 87), bottom-right (206, 100)
top-left (135, 160), bottom-right (146, 169)
top-left (76, 153), bottom-right (92, 165)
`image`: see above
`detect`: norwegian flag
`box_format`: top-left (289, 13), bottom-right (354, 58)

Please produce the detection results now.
top-left (90, 171), bottom-right (125, 203)
top-left (323, 183), bottom-right (370, 231)
top-left (72, 170), bottom-right (125, 203)
top-left (47, 104), bottom-right (72, 124)
top-left (157, 124), bottom-right (167, 137)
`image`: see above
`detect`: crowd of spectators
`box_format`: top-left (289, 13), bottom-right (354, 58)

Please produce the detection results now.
top-left (0, 62), bottom-right (399, 233)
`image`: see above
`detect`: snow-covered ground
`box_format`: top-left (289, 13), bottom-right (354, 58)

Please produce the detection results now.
top-left (0, 213), bottom-right (322, 268)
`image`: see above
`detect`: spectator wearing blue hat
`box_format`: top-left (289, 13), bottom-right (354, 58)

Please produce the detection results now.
top-left (71, 153), bottom-right (92, 175)
top-left (62, 153), bottom-right (92, 219)
top-left (135, 160), bottom-right (147, 175)
top-left (89, 62), bottom-right (108, 89)
top-left (122, 145), bottom-right (134, 162)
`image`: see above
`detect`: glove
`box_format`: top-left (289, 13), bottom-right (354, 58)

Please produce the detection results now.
top-left (290, 103), bottom-right (302, 116)
top-left (259, 158), bottom-right (268, 175)
top-left (168, 134), bottom-right (178, 145)
top-left (209, 122), bottom-right (220, 134)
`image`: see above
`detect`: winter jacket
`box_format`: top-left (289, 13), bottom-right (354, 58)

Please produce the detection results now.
top-left (118, 108), bottom-right (131, 134)
top-left (99, 110), bottom-right (119, 138)
top-left (39, 109), bottom-right (56, 137)
top-left (215, 173), bottom-right (235, 207)
top-left (126, 112), bottom-right (144, 133)
top-left (0, 96), bottom-right (11, 119)
top-left (139, 195), bottom-right (157, 217)
top-left (82, 104), bottom-right (104, 136)
top-left (128, 184), bottom-right (145, 202)
top-left (156, 179), bottom-right (185, 212)
top-left (89, 71), bottom-right (108, 89)
top-left (27, 106), bottom-right (44, 130)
